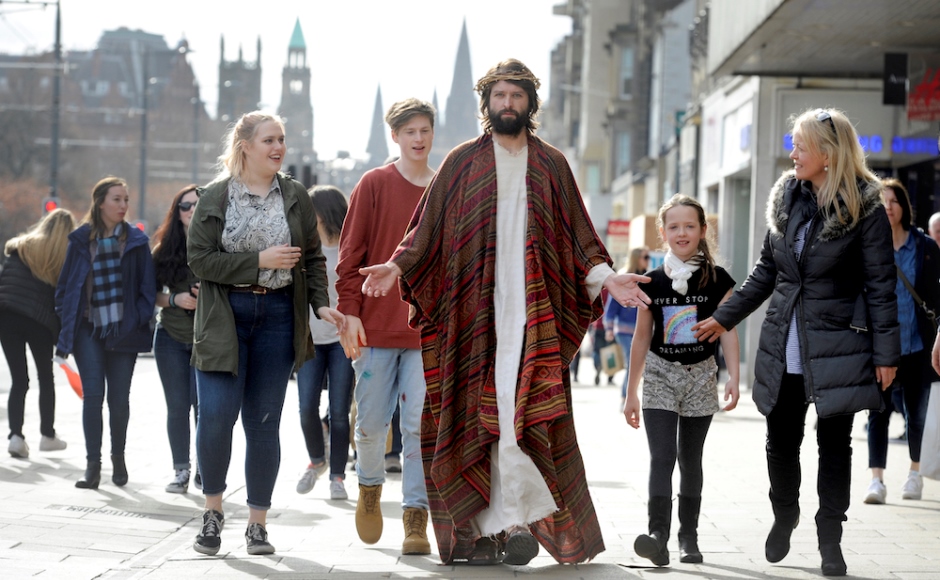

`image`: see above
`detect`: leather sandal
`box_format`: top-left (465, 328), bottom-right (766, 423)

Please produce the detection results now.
top-left (466, 537), bottom-right (501, 566)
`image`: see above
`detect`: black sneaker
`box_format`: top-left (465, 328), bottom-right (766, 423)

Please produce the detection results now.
top-left (194, 509), bottom-right (224, 555)
top-left (245, 522), bottom-right (275, 555)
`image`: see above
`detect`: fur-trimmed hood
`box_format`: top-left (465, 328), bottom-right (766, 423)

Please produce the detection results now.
top-left (766, 170), bottom-right (883, 241)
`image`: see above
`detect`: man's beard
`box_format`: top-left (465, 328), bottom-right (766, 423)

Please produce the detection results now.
top-left (488, 106), bottom-right (528, 135)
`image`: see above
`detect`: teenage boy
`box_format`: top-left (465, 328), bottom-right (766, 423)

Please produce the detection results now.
top-left (336, 98), bottom-right (436, 555)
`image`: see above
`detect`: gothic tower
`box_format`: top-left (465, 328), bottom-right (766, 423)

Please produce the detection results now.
top-left (431, 19), bottom-right (480, 167)
top-left (278, 18), bottom-right (316, 185)
top-left (217, 36), bottom-right (261, 123)
top-left (365, 85), bottom-right (388, 167)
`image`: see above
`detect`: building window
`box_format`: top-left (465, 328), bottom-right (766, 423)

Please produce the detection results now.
top-left (619, 46), bottom-right (634, 99)
top-left (615, 131), bottom-right (631, 176)
top-left (586, 162), bottom-right (601, 195)
top-left (290, 79), bottom-right (303, 95)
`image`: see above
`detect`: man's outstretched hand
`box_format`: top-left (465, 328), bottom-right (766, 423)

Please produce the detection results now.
top-left (360, 262), bottom-right (403, 297)
top-left (604, 272), bottom-right (652, 309)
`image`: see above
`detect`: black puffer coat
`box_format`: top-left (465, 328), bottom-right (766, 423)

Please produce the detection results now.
top-left (713, 171), bottom-right (900, 418)
top-left (0, 251), bottom-right (59, 340)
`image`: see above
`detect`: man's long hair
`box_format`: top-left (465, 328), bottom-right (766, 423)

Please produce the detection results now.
top-left (476, 59), bottom-right (541, 134)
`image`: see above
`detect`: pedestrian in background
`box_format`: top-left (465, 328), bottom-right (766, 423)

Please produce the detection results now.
top-left (927, 212), bottom-right (940, 247)
top-left (187, 111), bottom-right (342, 557)
top-left (1, 208), bottom-right (75, 458)
top-left (694, 108), bottom-right (899, 577)
top-left (151, 184), bottom-right (201, 494)
top-left (336, 98), bottom-right (436, 556)
top-left (55, 176), bottom-right (156, 490)
top-left (863, 178), bottom-right (940, 504)
top-left (605, 246), bottom-right (648, 407)
top-left (295, 185), bottom-right (354, 501)
top-left (624, 196), bottom-right (739, 567)
top-left (360, 59), bottom-right (651, 566)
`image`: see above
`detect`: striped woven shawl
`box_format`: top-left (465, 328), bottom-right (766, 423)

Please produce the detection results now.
top-left (393, 133), bottom-right (610, 564)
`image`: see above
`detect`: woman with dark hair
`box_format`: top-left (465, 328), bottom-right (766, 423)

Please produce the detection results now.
top-left (295, 185), bottom-right (354, 501)
top-left (151, 184), bottom-right (201, 493)
top-left (863, 178), bottom-right (940, 504)
top-left (1, 209), bottom-right (75, 458)
top-left (187, 111), bottom-right (343, 556)
top-left (605, 246), bottom-right (649, 406)
top-left (56, 176), bottom-right (156, 489)
top-left (693, 108), bottom-right (899, 576)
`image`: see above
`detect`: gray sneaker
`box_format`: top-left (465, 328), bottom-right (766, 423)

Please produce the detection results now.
top-left (166, 468), bottom-right (190, 494)
top-left (245, 523), bottom-right (275, 555)
top-left (330, 476), bottom-right (348, 500)
top-left (296, 461), bottom-right (328, 494)
top-left (39, 435), bottom-right (67, 451)
top-left (8, 434), bottom-right (28, 458)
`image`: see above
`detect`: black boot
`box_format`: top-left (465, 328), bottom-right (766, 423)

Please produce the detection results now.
top-left (111, 454), bottom-right (128, 487)
top-left (677, 495), bottom-right (703, 563)
top-left (820, 542), bottom-right (846, 576)
top-left (75, 461), bottom-right (101, 489)
top-left (634, 496), bottom-right (671, 566)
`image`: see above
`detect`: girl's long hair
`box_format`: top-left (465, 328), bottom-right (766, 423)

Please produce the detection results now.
top-left (82, 176), bottom-right (129, 242)
top-left (309, 185), bottom-right (348, 244)
top-left (151, 185), bottom-right (198, 288)
top-left (4, 208), bottom-right (76, 286)
top-left (789, 108), bottom-right (878, 230)
top-left (625, 246), bottom-right (648, 275)
top-left (656, 194), bottom-right (717, 290)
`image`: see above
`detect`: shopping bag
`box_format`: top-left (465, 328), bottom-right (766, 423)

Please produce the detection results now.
top-left (54, 355), bottom-right (83, 399)
top-left (921, 388), bottom-right (940, 480)
top-left (599, 343), bottom-right (624, 376)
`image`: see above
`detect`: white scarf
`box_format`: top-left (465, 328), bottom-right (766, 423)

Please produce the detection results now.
top-left (664, 251), bottom-right (703, 295)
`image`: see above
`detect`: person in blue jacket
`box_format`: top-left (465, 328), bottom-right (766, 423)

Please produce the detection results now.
top-left (55, 176), bottom-right (156, 490)
top-left (604, 247), bottom-right (648, 406)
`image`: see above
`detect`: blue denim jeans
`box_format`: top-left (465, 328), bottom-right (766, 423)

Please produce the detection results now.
top-left (352, 347), bottom-right (428, 509)
top-left (615, 332), bottom-right (634, 398)
top-left (72, 320), bottom-right (138, 463)
top-left (153, 326), bottom-right (198, 470)
top-left (195, 291), bottom-right (294, 511)
top-left (297, 340), bottom-right (354, 478)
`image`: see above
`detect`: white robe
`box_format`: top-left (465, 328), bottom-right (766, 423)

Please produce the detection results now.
top-left (473, 141), bottom-right (613, 535)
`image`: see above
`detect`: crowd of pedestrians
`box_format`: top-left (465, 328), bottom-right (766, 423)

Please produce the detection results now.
top-left (1, 59), bottom-right (937, 579)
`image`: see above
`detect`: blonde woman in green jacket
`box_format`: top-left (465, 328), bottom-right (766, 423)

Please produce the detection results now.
top-left (186, 111), bottom-right (344, 557)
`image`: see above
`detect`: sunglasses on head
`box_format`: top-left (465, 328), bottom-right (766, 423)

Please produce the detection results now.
top-left (178, 201), bottom-right (196, 211)
top-left (816, 110), bottom-right (837, 136)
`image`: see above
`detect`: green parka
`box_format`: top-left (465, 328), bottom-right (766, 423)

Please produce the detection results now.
top-left (187, 174), bottom-right (330, 375)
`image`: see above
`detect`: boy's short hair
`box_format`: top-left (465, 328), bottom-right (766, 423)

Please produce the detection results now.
top-left (385, 98), bottom-right (436, 134)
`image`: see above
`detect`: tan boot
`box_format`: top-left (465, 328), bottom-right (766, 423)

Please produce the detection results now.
top-left (402, 507), bottom-right (431, 555)
top-left (355, 484), bottom-right (383, 544)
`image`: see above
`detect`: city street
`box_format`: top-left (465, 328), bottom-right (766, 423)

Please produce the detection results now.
top-left (0, 352), bottom-right (938, 579)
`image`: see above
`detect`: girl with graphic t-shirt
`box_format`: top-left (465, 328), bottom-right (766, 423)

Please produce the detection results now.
top-left (624, 194), bottom-right (740, 567)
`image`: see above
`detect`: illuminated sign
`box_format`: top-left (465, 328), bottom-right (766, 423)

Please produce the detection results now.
top-left (783, 134), bottom-right (936, 156)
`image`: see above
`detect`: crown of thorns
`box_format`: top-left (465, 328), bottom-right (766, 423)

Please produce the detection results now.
top-left (475, 68), bottom-right (541, 93)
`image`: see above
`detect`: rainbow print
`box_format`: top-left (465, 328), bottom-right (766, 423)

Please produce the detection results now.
top-left (663, 305), bottom-right (698, 344)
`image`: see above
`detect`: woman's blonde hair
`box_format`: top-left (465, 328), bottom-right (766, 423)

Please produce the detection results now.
top-left (789, 108), bottom-right (879, 230)
top-left (216, 110), bottom-right (285, 182)
top-left (625, 246), bottom-right (648, 274)
top-left (5, 208), bottom-right (76, 285)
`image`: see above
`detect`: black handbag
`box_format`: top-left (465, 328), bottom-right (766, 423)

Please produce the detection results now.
top-left (897, 266), bottom-right (938, 335)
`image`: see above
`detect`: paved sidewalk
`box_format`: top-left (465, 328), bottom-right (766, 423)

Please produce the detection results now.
top-left (0, 354), bottom-right (938, 579)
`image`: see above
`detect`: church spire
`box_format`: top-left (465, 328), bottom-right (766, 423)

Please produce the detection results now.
top-left (366, 84), bottom-right (388, 166)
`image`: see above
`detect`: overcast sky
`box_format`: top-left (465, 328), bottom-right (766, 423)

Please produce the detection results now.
top-left (0, 0), bottom-right (573, 159)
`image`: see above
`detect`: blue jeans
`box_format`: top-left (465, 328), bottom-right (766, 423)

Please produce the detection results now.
top-left (867, 349), bottom-right (931, 467)
top-left (195, 291), bottom-right (294, 511)
top-left (352, 347), bottom-right (428, 509)
top-left (297, 340), bottom-right (354, 478)
top-left (72, 320), bottom-right (138, 463)
top-left (615, 332), bottom-right (634, 398)
top-left (153, 326), bottom-right (198, 470)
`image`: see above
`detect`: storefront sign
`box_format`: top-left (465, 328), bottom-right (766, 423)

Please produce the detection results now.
top-left (908, 53), bottom-right (940, 122)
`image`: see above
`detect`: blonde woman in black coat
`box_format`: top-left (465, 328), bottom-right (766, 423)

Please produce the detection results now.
top-left (693, 108), bottom-right (899, 577)
top-left (1, 209), bottom-right (76, 458)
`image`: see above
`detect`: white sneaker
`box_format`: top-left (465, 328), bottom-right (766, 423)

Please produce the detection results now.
top-left (39, 435), bottom-right (67, 451)
top-left (165, 468), bottom-right (190, 494)
top-left (330, 476), bottom-right (348, 500)
top-left (296, 461), bottom-right (328, 494)
top-left (901, 470), bottom-right (923, 500)
top-left (864, 478), bottom-right (886, 504)
top-left (8, 434), bottom-right (28, 458)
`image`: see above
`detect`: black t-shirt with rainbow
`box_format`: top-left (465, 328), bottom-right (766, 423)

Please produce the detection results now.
top-left (640, 265), bottom-right (735, 365)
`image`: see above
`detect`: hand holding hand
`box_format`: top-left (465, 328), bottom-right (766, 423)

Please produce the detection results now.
top-left (604, 272), bottom-right (652, 310)
top-left (258, 244), bottom-right (301, 270)
top-left (360, 262), bottom-right (402, 297)
top-left (317, 307), bottom-right (346, 335)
